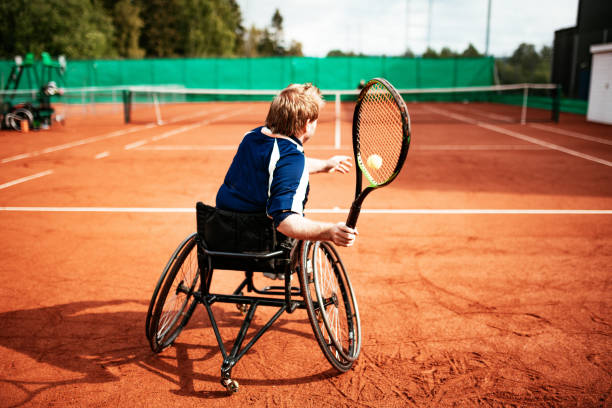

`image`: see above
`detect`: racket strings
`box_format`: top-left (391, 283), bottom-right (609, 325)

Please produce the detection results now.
top-left (356, 83), bottom-right (404, 185)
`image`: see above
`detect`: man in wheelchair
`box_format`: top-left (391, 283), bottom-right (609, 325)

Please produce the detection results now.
top-left (214, 83), bottom-right (358, 253)
top-left (147, 83), bottom-right (361, 393)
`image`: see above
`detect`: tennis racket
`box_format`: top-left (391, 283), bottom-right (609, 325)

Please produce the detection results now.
top-left (346, 78), bottom-right (411, 229)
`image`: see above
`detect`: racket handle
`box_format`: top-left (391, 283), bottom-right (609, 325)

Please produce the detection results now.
top-left (346, 202), bottom-right (361, 229)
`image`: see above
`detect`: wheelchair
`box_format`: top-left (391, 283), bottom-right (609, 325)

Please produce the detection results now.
top-left (145, 202), bottom-right (361, 393)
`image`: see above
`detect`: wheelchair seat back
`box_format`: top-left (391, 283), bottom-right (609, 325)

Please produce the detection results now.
top-left (196, 202), bottom-right (294, 272)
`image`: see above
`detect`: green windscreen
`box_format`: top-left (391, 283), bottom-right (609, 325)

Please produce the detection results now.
top-left (1, 56), bottom-right (495, 90)
top-left (0, 56), bottom-right (586, 115)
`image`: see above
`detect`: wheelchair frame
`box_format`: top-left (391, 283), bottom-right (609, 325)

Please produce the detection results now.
top-left (145, 232), bottom-right (361, 393)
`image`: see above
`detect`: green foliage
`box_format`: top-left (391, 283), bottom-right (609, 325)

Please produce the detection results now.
top-left (461, 43), bottom-right (482, 58)
top-left (286, 41), bottom-right (303, 56)
top-left (402, 49), bottom-right (415, 58)
top-left (0, 0), bottom-right (116, 59)
top-left (496, 43), bottom-right (552, 84)
top-left (439, 47), bottom-right (457, 58)
top-left (242, 8), bottom-right (303, 57)
top-left (327, 50), bottom-right (358, 57)
top-left (420, 44), bottom-right (482, 59)
top-left (0, 0), bottom-right (245, 59)
top-left (135, 0), bottom-right (244, 57)
top-left (112, 0), bottom-right (145, 58)
top-left (139, 0), bottom-right (183, 57)
top-left (422, 47), bottom-right (439, 58)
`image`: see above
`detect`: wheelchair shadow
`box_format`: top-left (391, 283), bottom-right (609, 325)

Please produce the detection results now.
top-left (0, 299), bottom-right (339, 405)
top-left (140, 306), bottom-right (344, 398)
top-left (0, 299), bottom-right (151, 407)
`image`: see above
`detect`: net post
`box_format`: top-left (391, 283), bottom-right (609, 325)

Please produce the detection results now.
top-left (122, 90), bottom-right (132, 124)
top-left (520, 85), bottom-right (528, 125)
top-left (552, 84), bottom-right (561, 123)
top-left (334, 92), bottom-right (341, 149)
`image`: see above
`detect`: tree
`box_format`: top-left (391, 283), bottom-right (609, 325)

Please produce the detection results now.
top-left (496, 43), bottom-right (552, 84)
top-left (327, 50), bottom-right (357, 57)
top-left (461, 43), bottom-right (482, 58)
top-left (139, 0), bottom-right (243, 57)
top-left (286, 40), bottom-right (303, 56)
top-left (422, 47), bottom-right (439, 58)
top-left (242, 9), bottom-right (302, 57)
top-left (439, 47), bottom-right (457, 58)
top-left (256, 28), bottom-right (276, 56)
top-left (139, 0), bottom-right (184, 57)
top-left (0, 0), bottom-right (116, 59)
top-left (509, 43), bottom-right (539, 72)
top-left (242, 25), bottom-right (260, 57)
top-left (402, 48), bottom-right (415, 57)
top-left (113, 0), bottom-right (145, 58)
top-left (271, 8), bottom-right (284, 53)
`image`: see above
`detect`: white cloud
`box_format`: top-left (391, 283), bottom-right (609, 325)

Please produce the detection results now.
top-left (236, 0), bottom-right (579, 57)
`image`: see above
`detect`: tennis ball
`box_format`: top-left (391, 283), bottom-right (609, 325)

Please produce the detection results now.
top-left (366, 154), bottom-right (383, 170)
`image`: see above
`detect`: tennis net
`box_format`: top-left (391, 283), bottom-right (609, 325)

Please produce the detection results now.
top-left (1, 83), bottom-right (560, 142)
top-left (121, 83), bottom-right (559, 124)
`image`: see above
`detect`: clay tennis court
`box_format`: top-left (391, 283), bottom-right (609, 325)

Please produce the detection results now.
top-left (0, 99), bottom-right (610, 407)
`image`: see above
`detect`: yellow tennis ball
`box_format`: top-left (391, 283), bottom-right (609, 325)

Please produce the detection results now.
top-left (366, 154), bottom-right (383, 170)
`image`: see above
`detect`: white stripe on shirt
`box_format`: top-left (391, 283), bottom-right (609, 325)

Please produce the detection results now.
top-left (268, 140), bottom-right (281, 197)
top-left (291, 161), bottom-right (309, 214)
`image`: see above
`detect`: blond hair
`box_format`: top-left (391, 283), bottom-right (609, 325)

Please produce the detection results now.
top-left (265, 83), bottom-right (324, 137)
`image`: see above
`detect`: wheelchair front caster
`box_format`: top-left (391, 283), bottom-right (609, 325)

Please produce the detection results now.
top-left (222, 378), bottom-right (239, 393)
top-left (233, 291), bottom-right (249, 314)
top-left (236, 303), bottom-right (248, 314)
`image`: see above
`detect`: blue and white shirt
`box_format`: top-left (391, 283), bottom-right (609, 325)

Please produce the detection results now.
top-left (216, 126), bottom-right (309, 226)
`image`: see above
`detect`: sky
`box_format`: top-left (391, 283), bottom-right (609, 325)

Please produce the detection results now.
top-left (236, 0), bottom-right (579, 57)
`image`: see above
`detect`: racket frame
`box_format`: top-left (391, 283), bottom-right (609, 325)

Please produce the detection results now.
top-left (346, 78), bottom-right (411, 228)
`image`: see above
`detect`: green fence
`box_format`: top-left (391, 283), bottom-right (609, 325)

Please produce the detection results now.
top-left (1, 56), bottom-right (587, 115)
top-left (1, 56), bottom-right (495, 90)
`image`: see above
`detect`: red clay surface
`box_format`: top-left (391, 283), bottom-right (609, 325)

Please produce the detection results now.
top-left (0, 101), bottom-right (611, 407)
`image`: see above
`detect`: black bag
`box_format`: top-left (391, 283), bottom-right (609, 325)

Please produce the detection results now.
top-left (195, 202), bottom-right (294, 272)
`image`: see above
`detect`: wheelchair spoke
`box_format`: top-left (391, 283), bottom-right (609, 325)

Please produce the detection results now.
top-left (300, 241), bottom-right (361, 369)
top-left (147, 233), bottom-right (200, 352)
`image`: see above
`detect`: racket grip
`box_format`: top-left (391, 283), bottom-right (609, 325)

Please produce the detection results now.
top-left (345, 202), bottom-right (361, 229)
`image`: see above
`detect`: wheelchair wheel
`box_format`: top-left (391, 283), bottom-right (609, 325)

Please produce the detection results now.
top-left (146, 233), bottom-right (200, 353)
top-left (5, 107), bottom-right (34, 131)
top-left (299, 241), bottom-right (361, 372)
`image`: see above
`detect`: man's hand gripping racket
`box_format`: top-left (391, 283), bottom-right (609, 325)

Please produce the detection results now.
top-left (345, 78), bottom-right (411, 229)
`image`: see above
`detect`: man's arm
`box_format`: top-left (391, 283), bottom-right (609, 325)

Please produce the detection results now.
top-left (276, 213), bottom-right (357, 247)
top-left (306, 156), bottom-right (352, 174)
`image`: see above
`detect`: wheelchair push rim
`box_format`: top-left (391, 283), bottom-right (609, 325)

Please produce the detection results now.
top-left (300, 241), bottom-right (362, 369)
top-left (146, 233), bottom-right (200, 352)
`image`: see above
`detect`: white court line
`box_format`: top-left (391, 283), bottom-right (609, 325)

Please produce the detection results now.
top-left (424, 106), bottom-right (612, 167)
top-left (0, 170), bottom-right (54, 190)
top-left (424, 106), bottom-right (478, 124)
top-left (134, 144), bottom-right (545, 152)
top-left (447, 104), bottom-right (514, 123)
top-left (0, 206), bottom-right (610, 215)
top-left (94, 151), bottom-right (110, 159)
top-left (308, 208), bottom-right (612, 214)
top-left (528, 123), bottom-right (612, 146)
top-left (124, 140), bottom-right (148, 150)
top-left (124, 107), bottom-right (253, 150)
top-left (416, 145), bottom-right (545, 151)
top-left (135, 145), bottom-right (349, 151)
top-left (478, 123), bottom-right (612, 167)
top-left (1, 124), bottom-right (156, 164)
top-left (136, 145), bottom-right (238, 151)
top-left (0, 105), bottom-right (231, 164)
